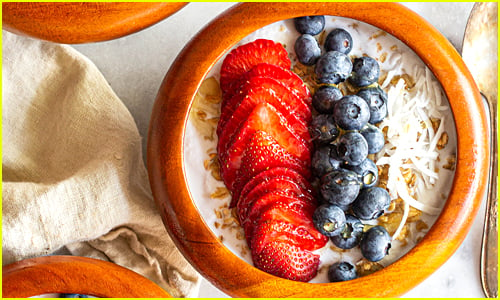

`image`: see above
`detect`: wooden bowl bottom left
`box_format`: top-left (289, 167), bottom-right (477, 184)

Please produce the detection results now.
top-left (2, 255), bottom-right (171, 298)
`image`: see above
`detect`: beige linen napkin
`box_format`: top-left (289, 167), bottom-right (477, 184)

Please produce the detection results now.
top-left (2, 31), bottom-right (200, 298)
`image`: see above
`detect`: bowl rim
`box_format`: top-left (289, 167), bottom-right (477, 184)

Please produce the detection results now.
top-left (147, 2), bottom-right (488, 297)
top-left (2, 2), bottom-right (188, 44)
top-left (2, 255), bottom-right (171, 298)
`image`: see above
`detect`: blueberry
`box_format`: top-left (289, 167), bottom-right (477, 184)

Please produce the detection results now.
top-left (360, 123), bottom-right (385, 154)
top-left (312, 203), bottom-right (346, 237)
top-left (294, 34), bottom-right (321, 66)
top-left (328, 261), bottom-right (358, 282)
top-left (60, 294), bottom-right (90, 298)
top-left (336, 132), bottom-right (368, 166)
top-left (333, 95), bottom-right (370, 131)
top-left (351, 187), bottom-right (391, 220)
top-left (324, 28), bottom-right (353, 54)
top-left (311, 145), bottom-right (343, 178)
top-left (357, 87), bottom-right (388, 124)
top-left (312, 85), bottom-right (343, 114)
top-left (349, 56), bottom-right (380, 87)
top-left (360, 225), bottom-right (392, 262)
top-left (294, 15), bottom-right (325, 35)
top-left (331, 214), bottom-right (364, 249)
top-left (320, 169), bottom-right (361, 207)
top-left (309, 114), bottom-right (339, 145)
top-left (345, 157), bottom-right (378, 188)
top-left (315, 51), bottom-right (353, 84)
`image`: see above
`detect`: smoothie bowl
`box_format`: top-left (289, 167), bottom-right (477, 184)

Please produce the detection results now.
top-left (147, 3), bottom-right (488, 297)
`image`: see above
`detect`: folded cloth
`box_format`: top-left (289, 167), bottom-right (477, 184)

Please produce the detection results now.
top-left (2, 31), bottom-right (200, 298)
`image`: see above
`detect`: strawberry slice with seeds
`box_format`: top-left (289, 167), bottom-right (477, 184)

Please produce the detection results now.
top-left (222, 63), bottom-right (312, 107)
top-left (219, 106), bottom-right (310, 191)
top-left (252, 240), bottom-right (320, 282)
top-left (237, 177), bottom-right (315, 223)
top-left (242, 194), bottom-right (325, 239)
top-left (227, 130), bottom-right (310, 196)
top-left (232, 167), bottom-right (314, 207)
top-left (241, 193), bottom-right (317, 239)
top-left (251, 220), bottom-right (320, 254)
top-left (217, 86), bottom-right (311, 159)
top-left (219, 39), bottom-right (291, 94)
top-left (219, 76), bottom-right (312, 131)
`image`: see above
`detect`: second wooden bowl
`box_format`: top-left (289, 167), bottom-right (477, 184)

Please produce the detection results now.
top-left (2, 2), bottom-right (187, 44)
top-left (2, 255), bottom-right (171, 298)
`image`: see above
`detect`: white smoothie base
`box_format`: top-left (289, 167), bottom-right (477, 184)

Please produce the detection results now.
top-left (183, 16), bottom-right (457, 283)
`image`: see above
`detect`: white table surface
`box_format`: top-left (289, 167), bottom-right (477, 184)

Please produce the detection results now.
top-left (72, 2), bottom-right (486, 298)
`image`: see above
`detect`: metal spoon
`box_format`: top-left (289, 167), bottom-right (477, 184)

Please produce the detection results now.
top-left (461, 2), bottom-right (498, 298)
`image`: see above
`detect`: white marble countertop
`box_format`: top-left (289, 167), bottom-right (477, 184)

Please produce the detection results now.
top-left (72, 2), bottom-right (486, 298)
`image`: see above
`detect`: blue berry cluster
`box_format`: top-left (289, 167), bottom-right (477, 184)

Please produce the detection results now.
top-left (293, 16), bottom-right (393, 282)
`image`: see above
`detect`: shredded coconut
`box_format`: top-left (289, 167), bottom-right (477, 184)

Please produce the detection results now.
top-left (377, 63), bottom-right (451, 239)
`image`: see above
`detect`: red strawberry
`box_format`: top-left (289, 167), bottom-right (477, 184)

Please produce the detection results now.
top-left (250, 220), bottom-right (320, 253)
top-left (241, 194), bottom-right (317, 240)
top-left (252, 240), bottom-right (320, 282)
top-left (219, 39), bottom-right (291, 94)
top-left (219, 76), bottom-right (312, 130)
top-left (232, 167), bottom-right (314, 207)
top-left (227, 130), bottom-right (310, 195)
top-left (222, 63), bottom-right (312, 107)
top-left (217, 84), bottom-right (311, 159)
top-left (242, 193), bottom-right (326, 240)
top-left (219, 105), bottom-right (310, 190)
top-left (237, 177), bottom-right (315, 223)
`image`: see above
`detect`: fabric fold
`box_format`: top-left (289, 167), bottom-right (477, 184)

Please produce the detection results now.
top-left (2, 31), bottom-right (200, 298)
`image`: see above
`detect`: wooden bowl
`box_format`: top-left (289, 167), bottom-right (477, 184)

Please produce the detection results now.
top-left (148, 3), bottom-right (489, 297)
top-left (2, 2), bottom-right (187, 44)
top-left (2, 255), bottom-right (171, 298)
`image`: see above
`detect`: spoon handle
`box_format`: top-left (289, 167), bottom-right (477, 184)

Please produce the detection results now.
top-left (480, 98), bottom-right (498, 298)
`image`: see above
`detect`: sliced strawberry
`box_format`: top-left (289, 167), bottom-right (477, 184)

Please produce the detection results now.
top-left (250, 220), bottom-right (320, 253)
top-left (237, 177), bottom-right (315, 223)
top-left (217, 87), bottom-right (312, 153)
top-left (231, 167), bottom-right (315, 207)
top-left (217, 87), bottom-right (311, 159)
top-left (219, 39), bottom-right (291, 94)
top-left (219, 106), bottom-right (310, 190)
top-left (252, 240), bottom-right (320, 282)
top-left (241, 193), bottom-right (317, 239)
top-left (227, 130), bottom-right (310, 197)
top-left (222, 63), bottom-right (312, 107)
top-left (219, 76), bottom-right (312, 131)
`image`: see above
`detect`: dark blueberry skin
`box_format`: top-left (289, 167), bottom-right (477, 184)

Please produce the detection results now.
top-left (360, 123), bottom-right (385, 154)
top-left (333, 95), bottom-right (370, 131)
top-left (315, 51), bottom-right (353, 84)
top-left (331, 214), bottom-right (364, 249)
top-left (336, 132), bottom-right (369, 166)
top-left (345, 157), bottom-right (378, 188)
top-left (328, 261), bottom-right (358, 282)
top-left (350, 56), bottom-right (380, 87)
top-left (311, 145), bottom-right (343, 178)
top-left (324, 28), bottom-right (353, 54)
top-left (312, 85), bottom-right (343, 114)
top-left (60, 294), bottom-right (90, 298)
top-left (313, 203), bottom-right (346, 237)
top-left (294, 15), bottom-right (325, 35)
top-left (309, 114), bottom-right (340, 145)
top-left (357, 87), bottom-right (388, 124)
top-left (294, 34), bottom-right (321, 66)
top-left (360, 225), bottom-right (392, 262)
top-left (320, 169), bottom-right (361, 207)
top-left (351, 187), bottom-right (391, 220)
